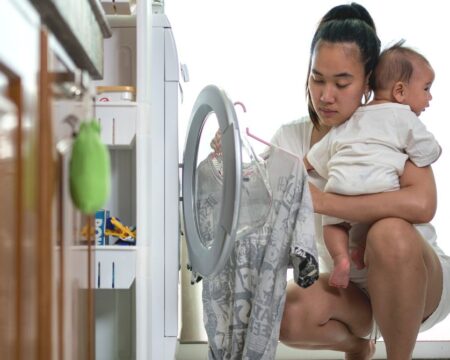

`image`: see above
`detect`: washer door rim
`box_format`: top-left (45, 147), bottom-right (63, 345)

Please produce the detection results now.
top-left (182, 85), bottom-right (242, 277)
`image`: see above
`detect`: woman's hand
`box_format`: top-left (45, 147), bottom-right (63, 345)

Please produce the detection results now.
top-left (210, 129), bottom-right (222, 155)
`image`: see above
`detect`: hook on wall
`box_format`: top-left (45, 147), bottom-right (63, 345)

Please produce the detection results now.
top-left (64, 114), bottom-right (80, 138)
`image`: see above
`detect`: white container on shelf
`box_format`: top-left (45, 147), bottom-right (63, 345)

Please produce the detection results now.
top-left (95, 245), bottom-right (136, 289)
top-left (95, 101), bottom-right (137, 147)
top-left (96, 85), bottom-right (135, 102)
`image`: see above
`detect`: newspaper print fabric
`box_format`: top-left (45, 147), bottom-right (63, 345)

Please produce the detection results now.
top-left (197, 147), bottom-right (318, 359)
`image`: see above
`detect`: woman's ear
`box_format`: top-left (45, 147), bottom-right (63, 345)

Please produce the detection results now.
top-left (393, 81), bottom-right (407, 103)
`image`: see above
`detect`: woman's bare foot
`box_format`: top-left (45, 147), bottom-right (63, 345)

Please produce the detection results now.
top-left (329, 255), bottom-right (350, 288)
top-left (345, 339), bottom-right (376, 360)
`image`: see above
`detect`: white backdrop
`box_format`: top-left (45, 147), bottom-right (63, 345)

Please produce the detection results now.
top-left (166, 0), bottom-right (450, 342)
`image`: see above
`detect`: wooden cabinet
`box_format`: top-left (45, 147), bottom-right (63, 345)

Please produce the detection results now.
top-left (0, 2), bottom-right (41, 359)
top-left (0, 79), bottom-right (20, 360)
top-left (0, 0), bottom-right (109, 358)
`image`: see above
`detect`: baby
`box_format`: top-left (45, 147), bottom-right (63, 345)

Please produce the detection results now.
top-left (306, 41), bottom-right (441, 288)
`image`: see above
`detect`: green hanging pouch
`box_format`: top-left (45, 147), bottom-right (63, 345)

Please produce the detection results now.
top-left (69, 120), bottom-right (110, 214)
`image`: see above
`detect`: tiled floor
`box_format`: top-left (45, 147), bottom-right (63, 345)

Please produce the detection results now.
top-left (175, 341), bottom-right (450, 360)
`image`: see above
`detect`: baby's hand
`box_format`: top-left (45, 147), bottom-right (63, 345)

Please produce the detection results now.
top-left (308, 182), bottom-right (320, 210)
top-left (303, 156), bottom-right (314, 171)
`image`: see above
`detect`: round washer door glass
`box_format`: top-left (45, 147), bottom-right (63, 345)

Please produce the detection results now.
top-left (182, 85), bottom-right (242, 277)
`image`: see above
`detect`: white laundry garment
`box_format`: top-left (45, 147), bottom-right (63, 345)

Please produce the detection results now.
top-left (197, 147), bottom-right (318, 360)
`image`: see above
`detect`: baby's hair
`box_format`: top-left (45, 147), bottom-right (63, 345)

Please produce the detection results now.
top-left (372, 40), bottom-right (430, 92)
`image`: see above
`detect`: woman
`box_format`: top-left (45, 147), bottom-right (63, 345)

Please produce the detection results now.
top-left (276, 3), bottom-right (450, 360)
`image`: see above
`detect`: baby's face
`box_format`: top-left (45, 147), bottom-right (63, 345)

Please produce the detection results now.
top-left (404, 60), bottom-right (435, 116)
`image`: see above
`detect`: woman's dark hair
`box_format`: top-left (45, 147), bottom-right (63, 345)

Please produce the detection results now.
top-left (306, 3), bottom-right (381, 129)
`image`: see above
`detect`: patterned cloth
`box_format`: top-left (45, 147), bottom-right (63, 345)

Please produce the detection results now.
top-left (197, 147), bottom-right (318, 359)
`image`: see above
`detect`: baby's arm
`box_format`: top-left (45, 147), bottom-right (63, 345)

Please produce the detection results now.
top-left (405, 115), bottom-right (441, 167)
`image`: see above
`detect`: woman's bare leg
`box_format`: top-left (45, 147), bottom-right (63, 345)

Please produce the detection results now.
top-left (364, 218), bottom-right (443, 360)
top-left (280, 276), bottom-right (374, 359)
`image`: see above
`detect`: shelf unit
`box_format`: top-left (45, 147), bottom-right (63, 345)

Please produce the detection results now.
top-left (93, 120), bottom-right (137, 359)
top-left (94, 91), bottom-right (137, 360)
top-left (93, 4), bottom-right (180, 359)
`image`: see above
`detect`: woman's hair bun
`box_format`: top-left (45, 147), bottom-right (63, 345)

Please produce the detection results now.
top-left (321, 2), bottom-right (376, 32)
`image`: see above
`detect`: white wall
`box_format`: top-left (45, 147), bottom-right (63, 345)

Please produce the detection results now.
top-left (166, 0), bottom-right (450, 343)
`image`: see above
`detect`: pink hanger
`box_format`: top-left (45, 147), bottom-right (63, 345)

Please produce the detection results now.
top-left (232, 101), bottom-right (271, 147)
top-left (245, 127), bottom-right (272, 147)
top-left (246, 127), bottom-right (301, 159)
top-left (233, 101), bottom-right (247, 113)
top-left (233, 102), bottom-right (299, 158)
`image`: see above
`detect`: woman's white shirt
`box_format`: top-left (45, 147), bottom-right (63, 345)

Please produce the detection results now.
top-left (270, 117), bottom-right (332, 272)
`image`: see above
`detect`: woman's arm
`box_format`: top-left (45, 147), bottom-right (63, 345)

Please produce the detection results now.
top-left (310, 160), bottom-right (437, 224)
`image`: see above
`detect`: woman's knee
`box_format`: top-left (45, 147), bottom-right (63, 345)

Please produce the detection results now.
top-left (365, 218), bottom-right (422, 267)
top-left (280, 284), bottom-right (305, 342)
top-left (280, 281), bottom-right (318, 343)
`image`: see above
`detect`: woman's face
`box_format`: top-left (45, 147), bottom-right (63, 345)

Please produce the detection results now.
top-left (308, 41), bottom-right (368, 128)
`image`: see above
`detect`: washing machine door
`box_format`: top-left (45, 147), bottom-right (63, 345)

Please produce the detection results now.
top-left (182, 85), bottom-right (242, 277)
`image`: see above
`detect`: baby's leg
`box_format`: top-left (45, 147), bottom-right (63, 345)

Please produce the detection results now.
top-left (349, 223), bottom-right (371, 270)
top-left (324, 223), bottom-right (351, 288)
top-left (351, 245), bottom-right (366, 270)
